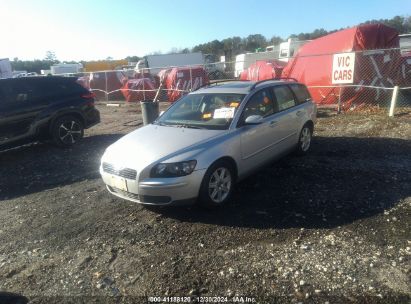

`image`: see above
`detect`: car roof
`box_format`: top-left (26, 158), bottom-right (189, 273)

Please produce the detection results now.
top-left (0, 76), bottom-right (78, 83)
top-left (191, 79), bottom-right (301, 94)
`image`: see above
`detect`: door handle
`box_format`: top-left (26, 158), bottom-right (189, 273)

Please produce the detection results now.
top-left (269, 120), bottom-right (278, 127)
top-left (296, 111), bottom-right (304, 117)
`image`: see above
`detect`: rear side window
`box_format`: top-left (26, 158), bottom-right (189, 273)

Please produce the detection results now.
top-left (39, 79), bottom-right (86, 98)
top-left (272, 85), bottom-right (296, 111)
top-left (1, 80), bottom-right (42, 103)
top-left (289, 84), bottom-right (311, 104)
top-left (0, 85), bottom-right (5, 103)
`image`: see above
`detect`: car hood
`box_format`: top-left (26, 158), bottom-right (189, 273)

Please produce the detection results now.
top-left (102, 124), bottom-right (223, 171)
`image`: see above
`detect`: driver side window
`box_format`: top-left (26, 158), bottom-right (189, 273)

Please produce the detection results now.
top-left (242, 89), bottom-right (274, 122)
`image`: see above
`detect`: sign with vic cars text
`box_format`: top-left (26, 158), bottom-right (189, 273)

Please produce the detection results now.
top-left (332, 52), bottom-right (356, 84)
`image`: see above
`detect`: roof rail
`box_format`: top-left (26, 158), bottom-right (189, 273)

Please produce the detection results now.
top-left (250, 77), bottom-right (298, 91)
top-left (194, 79), bottom-right (250, 91)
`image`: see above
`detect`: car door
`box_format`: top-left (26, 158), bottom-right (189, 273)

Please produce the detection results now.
top-left (0, 81), bottom-right (10, 142)
top-left (288, 83), bottom-right (313, 127)
top-left (270, 84), bottom-right (301, 151)
top-left (238, 88), bottom-right (283, 171)
top-left (0, 79), bottom-right (48, 144)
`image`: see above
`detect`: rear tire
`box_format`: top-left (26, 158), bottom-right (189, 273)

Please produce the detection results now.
top-left (199, 160), bottom-right (234, 207)
top-left (296, 123), bottom-right (313, 155)
top-left (51, 115), bottom-right (84, 147)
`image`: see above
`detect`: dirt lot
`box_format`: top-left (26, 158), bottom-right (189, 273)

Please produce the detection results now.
top-left (0, 103), bottom-right (410, 304)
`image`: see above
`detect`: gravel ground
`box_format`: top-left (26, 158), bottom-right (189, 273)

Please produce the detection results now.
top-left (0, 103), bottom-right (410, 304)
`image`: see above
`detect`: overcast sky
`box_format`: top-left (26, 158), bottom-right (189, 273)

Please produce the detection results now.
top-left (1, 0), bottom-right (410, 61)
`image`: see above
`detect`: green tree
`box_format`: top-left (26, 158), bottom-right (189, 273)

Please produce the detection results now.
top-left (244, 34), bottom-right (268, 52)
top-left (44, 51), bottom-right (58, 63)
top-left (362, 15), bottom-right (411, 33)
top-left (125, 56), bottom-right (141, 62)
top-left (269, 36), bottom-right (284, 46)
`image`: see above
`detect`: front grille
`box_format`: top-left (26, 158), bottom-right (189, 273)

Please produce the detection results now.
top-left (103, 162), bottom-right (137, 179)
top-left (109, 186), bottom-right (171, 204)
top-left (109, 186), bottom-right (140, 200)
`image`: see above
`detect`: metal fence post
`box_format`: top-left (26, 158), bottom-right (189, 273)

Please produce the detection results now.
top-left (337, 86), bottom-right (342, 114)
top-left (105, 71), bottom-right (108, 102)
top-left (142, 68), bottom-right (146, 101)
top-left (189, 66), bottom-right (193, 91)
top-left (389, 86), bottom-right (399, 117)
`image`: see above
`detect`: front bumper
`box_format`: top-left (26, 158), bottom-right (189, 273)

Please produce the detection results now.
top-left (84, 107), bottom-right (100, 129)
top-left (100, 167), bottom-right (206, 206)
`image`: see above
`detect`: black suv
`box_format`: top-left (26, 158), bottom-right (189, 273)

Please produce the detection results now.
top-left (0, 76), bottom-right (100, 150)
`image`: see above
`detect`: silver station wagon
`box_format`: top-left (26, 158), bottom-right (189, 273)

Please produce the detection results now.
top-left (100, 79), bottom-right (317, 206)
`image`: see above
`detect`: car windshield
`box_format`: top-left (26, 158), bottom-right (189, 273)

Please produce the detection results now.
top-left (156, 93), bottom-right (246, 130)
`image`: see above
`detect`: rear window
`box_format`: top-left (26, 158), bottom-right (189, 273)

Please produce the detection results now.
top-left (289, 84), bottom-right (312, 104)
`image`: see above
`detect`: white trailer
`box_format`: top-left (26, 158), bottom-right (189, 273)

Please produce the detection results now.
top-left (51, 63), bottom-right (82, 75)
top-left (399, 34), bottom-right (411, 55)
top-left (234, 50), bottom-right (279, 77)
top-left (0, 58), bottom-right (12, 79)
top-left (135, 53), bottom-right (204, 74)
top-left (277, 38), bottom-right (310, 62)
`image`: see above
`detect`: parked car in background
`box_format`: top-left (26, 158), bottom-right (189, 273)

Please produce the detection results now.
top-left (100, 79), bottom-right (316, 207)
top-left (0, 76), bottom-right (100, 150)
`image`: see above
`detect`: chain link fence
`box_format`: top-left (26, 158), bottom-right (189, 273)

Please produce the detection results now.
top-left (67, 47), bottom-right (410, 116)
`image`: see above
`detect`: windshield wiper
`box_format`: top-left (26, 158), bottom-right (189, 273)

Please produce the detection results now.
top-left (154, 121), bottom-right (168, 126)
top-left (172, 124), bottom-right (205, 129)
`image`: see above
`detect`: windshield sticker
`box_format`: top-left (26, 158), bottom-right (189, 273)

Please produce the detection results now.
top-left (202, 113), bottom-right (212, 119)
top-left (230, 102), bottom-right (240, 108)
top-left (213, 107), bottom-right (235, 119)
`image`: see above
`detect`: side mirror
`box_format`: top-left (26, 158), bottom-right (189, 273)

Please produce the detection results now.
top-left (244, 115), bottom-right (264, 125)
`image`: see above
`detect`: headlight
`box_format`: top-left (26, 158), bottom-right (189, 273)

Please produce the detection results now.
top-left (151, 160), bottom-right (197, 177)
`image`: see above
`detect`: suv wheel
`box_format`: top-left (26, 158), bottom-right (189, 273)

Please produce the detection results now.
top-left (52, 115), bottom-right (84, 147)
top-left (199, 160), bottom-right (234, 207)
top-left (296, 123), bottom-right (312, 155)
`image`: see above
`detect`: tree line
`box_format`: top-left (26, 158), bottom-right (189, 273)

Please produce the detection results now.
top-left (192, 15), bottom-right (411, 59)
top-left (10, 15), bottom-right (410, 73)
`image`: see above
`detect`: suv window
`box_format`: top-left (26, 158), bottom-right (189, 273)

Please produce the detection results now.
top-left (0, 85), bottom-right (5, 103)
top-left (272, 85), bottom-right (296, 111)
top-left (38, 79), bottom-right (85, 98)
top-left (2, 80), bottom-right (42, 103)
top-left (289, 83), bottom-right (311, 104)
top-left (242, 88), bottom-right (275, 121)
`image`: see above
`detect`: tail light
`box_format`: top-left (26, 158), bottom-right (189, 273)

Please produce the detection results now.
top-left (81, 92), bottom-right (96, 106)
top-left (81, 92), bottom-right (96, 99)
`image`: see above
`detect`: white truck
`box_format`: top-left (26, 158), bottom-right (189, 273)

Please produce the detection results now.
top-left (135, 53), bottom-right (204, 74)
top-left (0, 58), bottom-right (12, 79)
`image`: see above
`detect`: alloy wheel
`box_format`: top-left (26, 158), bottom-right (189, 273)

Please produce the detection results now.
top-left (208, 167), bottom-right (232, 203)
top-left (58, 121), bottom-right (82, 145)
top-left (300, 127), bottom-right (311, 152)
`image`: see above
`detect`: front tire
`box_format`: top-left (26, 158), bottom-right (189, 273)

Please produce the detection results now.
top-left (199, 160), bottom-right (234, 207)
top-left (296, 123), bottom-right (313, 155)
top-left (51, 115), bottom-right (84, 147)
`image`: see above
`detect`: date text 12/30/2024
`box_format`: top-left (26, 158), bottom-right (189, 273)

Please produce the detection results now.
top-left (148, 296), bottom-right (256, 303)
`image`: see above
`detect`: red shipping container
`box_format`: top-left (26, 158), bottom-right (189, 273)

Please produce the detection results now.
top-left (89, 71), bottom-right (128, 101)
top-left (240, 60), bottom-right (286, 81)
top-left (165, 67), bottom-right (209, 102)
top-left (121, 78), bottom-right (156, 102)
top-left (282, 24), bottom-right (402, 110)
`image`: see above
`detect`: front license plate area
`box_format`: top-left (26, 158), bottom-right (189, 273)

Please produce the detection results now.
top-left (110, 175), bottom-right (128, 191)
